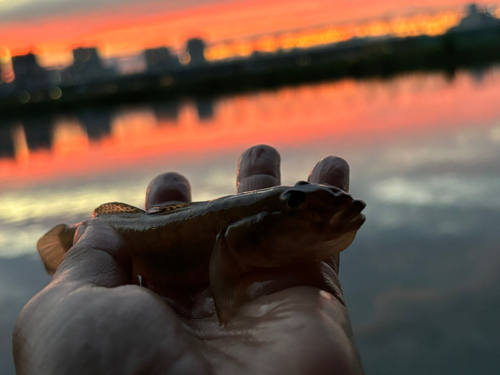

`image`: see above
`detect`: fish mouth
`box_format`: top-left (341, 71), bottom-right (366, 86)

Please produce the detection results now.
top-left (327, 197), bottom-right (366, 230)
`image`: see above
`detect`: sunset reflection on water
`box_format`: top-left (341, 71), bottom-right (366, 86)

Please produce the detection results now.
top-left (2, 69), bottom-right (500, 189)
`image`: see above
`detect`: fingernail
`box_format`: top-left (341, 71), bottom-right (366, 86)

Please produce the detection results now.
top-left (146, 172), bottom-right (191, 210)
top-left (237, 145), bottom-right (281, 192)
top-left (308, 156), bottom-right (350, 192)
top-left (237, 174), bottom-right (279, 193)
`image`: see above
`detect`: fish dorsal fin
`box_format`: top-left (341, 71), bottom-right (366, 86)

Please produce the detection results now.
top-left (92, 202), bottom-right (145, 218)
top-left (148, 202), bottom-right (191, 214)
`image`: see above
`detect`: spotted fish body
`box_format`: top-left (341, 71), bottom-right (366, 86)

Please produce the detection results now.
top-left (37, 182), bottom-right (366, 323)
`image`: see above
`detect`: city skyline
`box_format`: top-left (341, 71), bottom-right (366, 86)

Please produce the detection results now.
top-left (2, 2), bottom-right (499, 100)
top-left (0, 0), bottom-right (492, 68)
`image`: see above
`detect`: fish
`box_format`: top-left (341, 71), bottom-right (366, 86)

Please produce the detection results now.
top-left (37, 181), bottom-right (366, 324)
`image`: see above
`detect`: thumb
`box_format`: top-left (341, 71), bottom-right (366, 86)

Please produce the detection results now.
top-left (54, 219), bottom-right (132, 288)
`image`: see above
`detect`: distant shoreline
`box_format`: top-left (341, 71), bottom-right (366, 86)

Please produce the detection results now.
top-left (1, 27), bottom-right (500, 121)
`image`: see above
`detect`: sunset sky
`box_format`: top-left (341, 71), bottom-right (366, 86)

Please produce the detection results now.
top-left (0, 0), bottom-right (492, 66)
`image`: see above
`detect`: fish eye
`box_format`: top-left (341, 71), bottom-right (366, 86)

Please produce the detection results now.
top-left (282, 190), bottom-right (306, 209)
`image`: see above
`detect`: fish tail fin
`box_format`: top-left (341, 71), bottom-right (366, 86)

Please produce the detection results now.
top-left (37, 224), bottom-right (76, 275)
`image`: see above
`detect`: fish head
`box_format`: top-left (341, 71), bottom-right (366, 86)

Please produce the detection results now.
top-left (222, 181), bottom-right (366, 267)
top-left (279, 181), bottom-right (366, 233)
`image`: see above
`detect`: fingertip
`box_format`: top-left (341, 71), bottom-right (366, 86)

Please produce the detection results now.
top-left (308, 156), bottom-right (350, 192)
top-left (237, 145), bottom-right (281, 193)
top-left (146, 172), bottom-right (192, 210)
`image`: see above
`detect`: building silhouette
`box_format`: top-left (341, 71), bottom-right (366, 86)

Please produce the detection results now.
top-left (450, 3), bottom-right (500, 32)
top-left (69, 47), bottom-right (114, 84)
top-left (77, 109), bottom-right (112, 140)
top-left (0, 81), bottom-right (15, 97)
top-left (22, 117), bottom-right (53, 151)
top-left (11, 53), bottom-right (49, 91)
top-left (0, 127), bottom-right (14, 158)
top-left (195, 97), bottom-right (214, 121)
top-left (153, 101), bottom-right (179, 124)
top-left (186, 38), bottom-right (207, 65)
top-left (144, 47), bottom-right (177, 73)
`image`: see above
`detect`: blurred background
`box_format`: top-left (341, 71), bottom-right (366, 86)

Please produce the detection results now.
top-left (1, 1), bottom-right (500, 374)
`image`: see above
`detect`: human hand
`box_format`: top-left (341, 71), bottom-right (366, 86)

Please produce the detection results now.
top-left (13, 145), bottom-right (364, 375)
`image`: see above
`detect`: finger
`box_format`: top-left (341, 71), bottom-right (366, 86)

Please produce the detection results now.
top-left (237, 145), bottom-right (281, 193)
top-left (145, 172), bottom-right (192, 210)
top-left (308, 156), bottom-right (350, 275)
top-left (55, 219), bottom-right (132, 288)
top-left (308, 156), bottom-right (350, 192)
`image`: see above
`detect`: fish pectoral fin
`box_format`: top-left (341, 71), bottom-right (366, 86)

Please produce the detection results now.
top-left (209, 230), bottom-right (247, 326)
top-left (37, 224), bottom-right (76, 275)
top-left (92, 202), bottom-right (145, 217)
